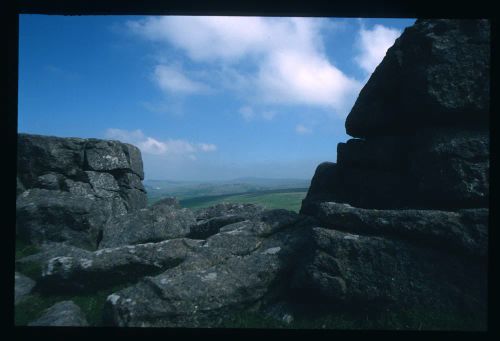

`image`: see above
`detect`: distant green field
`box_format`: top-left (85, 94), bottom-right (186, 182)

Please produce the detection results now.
top-left (179, 189), bottom-right (308, 212)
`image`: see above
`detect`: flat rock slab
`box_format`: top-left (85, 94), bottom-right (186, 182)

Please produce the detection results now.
top-left (292, 227), bottom-right (487, 313)
top-left (99, 205), bottom-right (197, 249)
top-left (28, 301), bottom-right (89, 326)
top-left (304, 202), bottom-right (488, 257)
top-left (36, 239), bottom-right (202, 293)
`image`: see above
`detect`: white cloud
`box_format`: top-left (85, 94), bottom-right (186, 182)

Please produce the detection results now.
top-left (197, 143), bottom-right (217, 152)
top-left (355, 24), bottom-right (402, 74)
top-left (238, 106), bottom-right (255, 121)
top-left (295, 124), bottom-right (313, 135)
top-left (153, 64), bottom-right (208, 94)
top-left (257, 49), bottom-right (361, 109)
top-left (126, 16), bottom-right (322, 63)
top-left (127, 16), bottom-right (362, 114)
top-left (104, 128), bottom-right (217, 157)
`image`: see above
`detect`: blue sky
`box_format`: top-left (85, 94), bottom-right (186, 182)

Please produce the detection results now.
top-left (18, 15), bottom-right (415, 181)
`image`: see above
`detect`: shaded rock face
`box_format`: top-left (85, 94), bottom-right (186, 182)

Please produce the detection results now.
top-left (303, 128), bottom-right (489, 210)
top-left (28, 301), bottom-right (89, 327)
top-left (303, 19), bottom-right (490, 211)
top-left (345, 19), bottom-right (490, 138)
top-left (298, 19), bottom-right (489, 319)
top-left (16, 134), bottom-right (147, 249)
top-left (291, 228), bottom-right (487, 313)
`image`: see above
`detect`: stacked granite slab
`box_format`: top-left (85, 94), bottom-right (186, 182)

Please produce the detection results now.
top-left (302, 19), bottom-right (489, 211)
top-left (16, 134), bottom-right (148, 250)
top-left (298, 19), bottom-right (489, 315)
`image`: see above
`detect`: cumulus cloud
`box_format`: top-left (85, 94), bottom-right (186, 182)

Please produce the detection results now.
top-left (127, 16), bottom-right (362, 115)
top-left (104, 128), bottom-right (217, 157)
top-left (295, 124), bottom-right (313, 135)
top-left (153, 64), bottom-right (208, 94)
top-left (355, 24), bottom-right (402, 74)
top-left (257, 49), bottom-right (361, 108)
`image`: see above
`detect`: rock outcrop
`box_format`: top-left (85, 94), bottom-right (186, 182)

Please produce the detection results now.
top-left (101, 210), bottom-right (312, 327)
top-left (303, 20), bottom-right (490, 211)
top-left (345, 19), bottom-right (490, 138)
top-left (298, 18), bottom-right (489, 317)
top-left (15, 18), bottom-right (489, 330)
top-left (16, 134), bottom-right (148, 250)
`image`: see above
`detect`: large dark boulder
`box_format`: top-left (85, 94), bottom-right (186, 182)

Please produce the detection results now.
top-left (16, 134), bottom-right (148, 249)
top-left (291, 228), bottom-right (487, 314)
top-left (302, 128), bottom-right (489, 210)
top-left (16, 189), bottom-right (112, 250)
top-left (345, 19), bottom-right (490, 138)
top-left (298, 19), bottom-right (489, 325)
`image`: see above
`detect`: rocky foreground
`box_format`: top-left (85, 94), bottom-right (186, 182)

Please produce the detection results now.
top-left (15, 19), bottom-right (489, 329)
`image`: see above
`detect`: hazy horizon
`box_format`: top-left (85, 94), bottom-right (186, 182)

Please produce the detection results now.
top-left (18, 15), bottom-right (415, 181)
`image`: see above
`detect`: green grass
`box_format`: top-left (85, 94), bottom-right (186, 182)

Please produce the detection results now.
top-left (15, 283), bottom-right (129, 326)
top-left (14, 238), bottom-right (130, 326)
top-left (180, 189), bottom-right (308, 212)
top-left (220, 307), bottom-right (487, 330)
top-left (16, 238), bottom-right (40, 259)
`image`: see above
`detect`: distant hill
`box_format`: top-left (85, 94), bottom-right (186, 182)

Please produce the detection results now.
top-left (144, 177), bottom-right (310, 203)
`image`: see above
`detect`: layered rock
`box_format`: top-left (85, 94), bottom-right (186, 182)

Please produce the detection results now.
top-left (99, 204), bottom-right (196, 249)
top-left (345, 19), bottom-right (490, 138)
top-left (16, 134), bottom-right (147, 249)
top-left (101, 210), bottom-right (312, 327)
top-left (302, 20), bottom-right (489, 211)
top-left (291, 227), bottom-right (487, 312)
top-left (16, 205), bottom-right (312, 327)
top-left (298, 19), bottom-right (489, 318)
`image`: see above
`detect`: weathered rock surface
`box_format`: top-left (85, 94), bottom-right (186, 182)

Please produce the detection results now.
top-left (99, 205), bottom-right (196, 249)
top-left (291, 228), bottom-right (487, 313)
top-left (14, 19), bottom-right (490, 329)
top-left (102, 209), bottom-right (312, 327)
top-left (409, 128), bottom-right (489, 208)
top-left (302, 202), bottom-right (488, 258)
top-left (303, 128), bottom-right (489, 210)
top-left (16, 134), bottom-right (147, 249)
top-left (28, 301), bottom-right (89, 326)
top-left (37, 239), bottom-right (202, 293)
top-left (345, 19), bottom-right (490, 138)
top-left (188, 203), bottom-right (266, 239)
top-left (298, 18), bottom-right (489, 323)
top-left (15, 272), bottom-right (36, 305)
